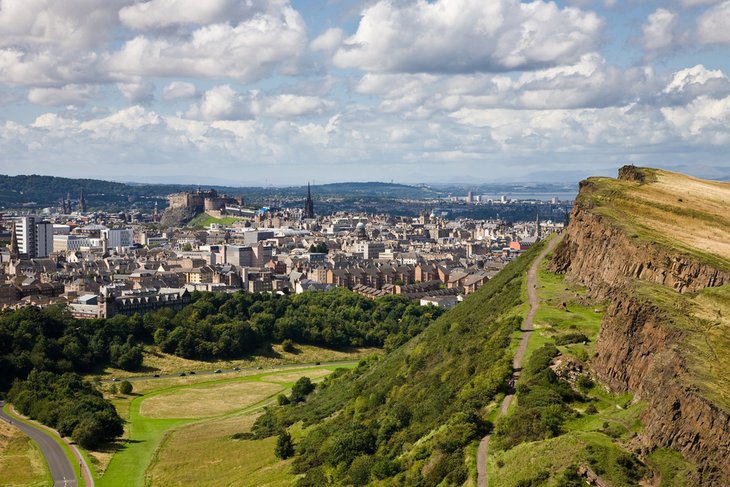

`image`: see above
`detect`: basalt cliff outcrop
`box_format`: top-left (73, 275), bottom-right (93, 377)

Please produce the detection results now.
top-left (550, 166), bottom-right (730, 485)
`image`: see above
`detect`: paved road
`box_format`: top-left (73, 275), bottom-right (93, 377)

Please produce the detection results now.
top-left (476, 236), bottom-right (562, 487)
top-left (0, 401), bottom-right (77, 487)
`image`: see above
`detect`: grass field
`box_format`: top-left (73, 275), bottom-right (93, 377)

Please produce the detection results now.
top-left (146, 414), bottom-right (298, 486)
top-left (186, 213), bottom-right (243, 228)
top-left (95, 363), bottom-right (354, 487)
top-left (0, 420), bottom-right (50, 487)
top-left (140, 381), bottom-right (284, 419)
top-left (99, 342), bottom-right (378, 379)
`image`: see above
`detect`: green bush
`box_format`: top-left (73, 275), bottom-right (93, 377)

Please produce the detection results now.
top-left (274, 430), bottom-right (294, 459)
top-left (119, 380), bottom-right (133, 395)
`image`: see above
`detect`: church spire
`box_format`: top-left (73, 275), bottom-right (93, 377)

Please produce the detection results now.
top-left (535, 211), bottom-right (542, 240)
top-left (303, 182), bottom-right (314, 219)
top-left (79, 189), bottom-right (87, 213)
top-left (8, 222), bottom-right (19, 258)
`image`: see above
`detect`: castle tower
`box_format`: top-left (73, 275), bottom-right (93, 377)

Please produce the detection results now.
top-left (303, 183), bottom-right (315, 219)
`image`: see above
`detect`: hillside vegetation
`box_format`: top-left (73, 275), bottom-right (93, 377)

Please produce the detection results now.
top-left (248, 242), bottom-right (545, 485)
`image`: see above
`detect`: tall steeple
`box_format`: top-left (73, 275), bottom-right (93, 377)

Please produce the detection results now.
top-left (535, 211), bottom-right (542, 240)
top-left (8, 222), bottom-right (19, 258)
top-left (303, 182), bottom-right (314, 219)
top-left (79, 189), bottom-right (87, 213)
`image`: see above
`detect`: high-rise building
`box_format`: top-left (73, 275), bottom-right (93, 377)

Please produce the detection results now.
top-left (303, 183), bottom-right (315, 219)
top-left (466, 191), bottom-right (474, 204)
top-left (12, 216), bottom-right (53, 258)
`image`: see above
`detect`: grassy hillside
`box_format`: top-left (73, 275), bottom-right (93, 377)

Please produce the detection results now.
top-left (578, 166), bottom-right (730, 271)
top-left (248, 241), bottom-right (546, 485)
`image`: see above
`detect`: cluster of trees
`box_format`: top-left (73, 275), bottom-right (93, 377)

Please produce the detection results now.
top-left (8, 370), bottom-right (123, 449)
top-left (246, 243), bottom-right (545, 486)
top-left (151, 289), bottom-right (443, 360)
top-left (492, 344), bottom-right (582, 449)
top-left (0, 305), bottom-right (147, 390)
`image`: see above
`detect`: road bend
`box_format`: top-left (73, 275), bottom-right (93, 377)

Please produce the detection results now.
top-left (477, 235), bottom-right (562, 487)
top-left (1, 401), bottom-right (79, 487)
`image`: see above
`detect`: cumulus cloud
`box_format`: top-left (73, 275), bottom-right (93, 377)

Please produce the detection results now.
top-left (185, 85), bottom-right (252, 121)
top-left (333, 0), bottom-right (602, 73)
top-left (119, 0), bottom-right (289, 30)
top-left (641, 9), bottom-right (679, 59)
top-left (310, 28), bottom-right (344, 51)
top-left (162, 81), bottom-right (198, 101)
top-left (661, 64), bottom-right (730, 104)
top-left (27, 84), bottom-right (97, 106)
top-left (186, 85), bottom-right (331, 120)
top-left (697, 1), bottom-right (730, 44)
top-left (117, 77), bottom-right (155, 103)
top-left (109, 7), bottom-right (306, 82)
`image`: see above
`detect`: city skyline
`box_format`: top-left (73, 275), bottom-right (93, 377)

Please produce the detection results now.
top-left (1, 0), bottom-right (730, 184)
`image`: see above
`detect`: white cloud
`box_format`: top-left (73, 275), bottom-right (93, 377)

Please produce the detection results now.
top-left (110, 7), bottom-right (306, 82)
top-left (119, 0), bottom-right (288, 30)
top-left (697, 1), bottom-right (730, 44)
top-left (333, 0), bottom-right (602, 73)
top-left (263, 94), bottom-right (331, 118)
top-left (641, 9), bottom-right (678, 59)
top-left (0, 0), bottom-right (124, 50)
top-left (310, 28), bottom-right (344, 51)
top-left (185, 85), bottom-right (252, 121)
top-left (27, 84), bottom-right (97, 106)
top-left (117, 77), bottom-right (155, 103)
top-left (162, 81), bottom-right (198, 101)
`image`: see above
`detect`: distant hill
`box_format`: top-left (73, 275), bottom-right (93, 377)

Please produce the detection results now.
top-left (0, 174), bottom-right (444, 209)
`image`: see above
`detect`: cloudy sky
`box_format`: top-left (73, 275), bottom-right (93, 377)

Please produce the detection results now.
top-left (1, 0), bottom-right (729, 185)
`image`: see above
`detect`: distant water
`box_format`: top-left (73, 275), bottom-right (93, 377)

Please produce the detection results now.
top-left (479, 191), bottom-right (577, 202)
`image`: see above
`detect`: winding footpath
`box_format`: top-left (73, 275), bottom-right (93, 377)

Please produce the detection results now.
top-left (476, 236), bottom-right (562, 487)
top-left (0, 400), bottom-right (94, 487)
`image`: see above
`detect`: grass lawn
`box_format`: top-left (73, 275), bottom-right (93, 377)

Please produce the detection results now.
top-left (98, 342), bottom-right (378, 379)
top-left (186, 213), bottom-right (243, 228)
top-left (95, 363), bottom-right (354, 487)
top-left (146, 414), bottom-right (299, 486)
top-left (0, 419), bottom-right (50, 487)
top-left (140, 381), bottom-right (284, 419)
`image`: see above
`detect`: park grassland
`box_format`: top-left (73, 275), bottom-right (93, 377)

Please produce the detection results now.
top-left (94, 362), bottom-right (354, 487)
top-left (0, 418), bottom-right (50, 487)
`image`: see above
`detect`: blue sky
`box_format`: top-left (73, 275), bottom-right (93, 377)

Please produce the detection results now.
top-left (1, 0), bottom-right (729, 185)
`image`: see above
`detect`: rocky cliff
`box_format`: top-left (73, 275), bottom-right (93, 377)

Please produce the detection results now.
top-left (550, 166), bottom-right (730, 485)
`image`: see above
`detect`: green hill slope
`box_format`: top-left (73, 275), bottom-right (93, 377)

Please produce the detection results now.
top-left (250, 242), bottom-right (546, 485)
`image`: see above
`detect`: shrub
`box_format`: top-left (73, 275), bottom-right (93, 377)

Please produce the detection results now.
top-left (275, 430), bottom-right (295, 459)
top-left (281, 339), bottom-right (296, 353)
top-left (291, 377), bottom-right (315, 403)
top-left (119, 380), bottom-right (133, 395)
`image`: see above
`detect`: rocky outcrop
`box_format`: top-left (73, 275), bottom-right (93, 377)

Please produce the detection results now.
top-left (594, 291), bottom-right (730, 482)
top-left (550, 169), bottom-right (730, 485)
top-left (550, 205), bottom-right (730, 297)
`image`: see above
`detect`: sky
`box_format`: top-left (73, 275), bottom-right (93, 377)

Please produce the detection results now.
top-left (0, 0), bottom-right (729, 185)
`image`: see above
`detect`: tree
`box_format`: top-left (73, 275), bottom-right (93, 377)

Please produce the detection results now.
top-left (72, 417), bottom-right (103, 449)
top-left (290, 376), bottom-right (315, 403)
top-left (275, 430), bottom-right (294, 459)
top-left (119, 380), bottom-right (133, 395)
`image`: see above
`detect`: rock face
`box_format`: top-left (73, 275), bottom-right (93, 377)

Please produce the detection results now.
top-left (550, 204), bottom-right (730, 297)
top-left (550, 168), bottom-right (730, 484)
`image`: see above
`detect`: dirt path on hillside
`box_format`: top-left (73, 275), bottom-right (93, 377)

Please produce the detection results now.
top-left (477, 235), bottom-right (562, 487)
